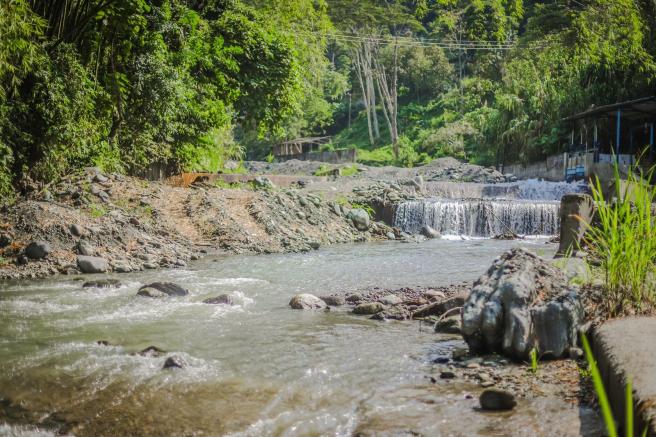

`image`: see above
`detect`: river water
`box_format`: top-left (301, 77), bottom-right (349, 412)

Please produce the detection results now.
top-left (0, 239), bottom-right (598, 436)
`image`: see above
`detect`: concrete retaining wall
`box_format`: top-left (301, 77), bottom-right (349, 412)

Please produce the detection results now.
top-left (593, 317), bottom-right (656, 436)
top-left (503, 154), bottom-right (567, 181)
top-left (276, 148), bottom-right (357, 164)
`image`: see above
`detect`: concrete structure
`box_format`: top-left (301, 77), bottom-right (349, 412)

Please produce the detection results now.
top-left (504, 97), bottom-right (656, 184)
top-left (503, 153), bottom-right (567, 181)
top-left (276, 148), bottom-right (357, 164)
top-left (272, 137), bottom-right (357, 164)
top-left (594, 317), bottom-right (656, 436)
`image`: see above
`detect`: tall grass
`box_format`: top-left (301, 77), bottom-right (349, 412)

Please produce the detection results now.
top-left (584, 163), bottom-right (656, 315)
top-left (581, 334), bottom-right (646, 437)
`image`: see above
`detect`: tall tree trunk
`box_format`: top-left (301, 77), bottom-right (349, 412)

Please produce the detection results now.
top-left (353, 47), bottom-right (375, 146)
top-left (375, 39), bottom-right (399, 158)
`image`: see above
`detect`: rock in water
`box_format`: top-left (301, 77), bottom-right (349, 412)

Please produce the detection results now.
top-left (353, 302), bottom-right (385, 315)
top-left (348, 208), bottom-right (370, 231)
top-left (83, 279), bottom-right (121, 288)
top-left (461, 248), bottom-right (583, 359)
top-left (25, 241), bottom-right (51, 260)
top-left (320, 295), bottom-right (346, 306)
top-left (137, 282), bottom-right (189, 297)
top-left (203, 294), bottom-right (234, 305)
top-left (163, 356), bottom-right (186, 369)
top-left (421, 225), bottom-right (441, 239)
top-left (77, 256), bottom-right (109, 273)
top-left (289, 293), bottom-right (327, 310)
top-left (479, 389), bottom-right (516, 411)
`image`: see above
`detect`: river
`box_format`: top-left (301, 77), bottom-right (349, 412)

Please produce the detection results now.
top-left (0, 239), bottom-right (600, 436)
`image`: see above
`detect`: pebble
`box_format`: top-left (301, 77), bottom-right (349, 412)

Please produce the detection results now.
top-left (440, 371), bottom-right (456, 379)
top-left (479, 389), bottom-right (517, 411)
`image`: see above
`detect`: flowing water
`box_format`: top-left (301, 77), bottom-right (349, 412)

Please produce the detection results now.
top-left (0, 240), bottom-right (598, 436)
top-left (394, 199), bottom-right (560, 237)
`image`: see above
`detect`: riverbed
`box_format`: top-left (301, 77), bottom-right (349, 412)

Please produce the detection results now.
top-left (0, 239), bottom-right (600, 436)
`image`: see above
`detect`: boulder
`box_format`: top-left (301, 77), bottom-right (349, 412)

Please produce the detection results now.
top-left (479, 389), bottom-right (516, 411)
top-left (77, 256), bottom-right (109, 273)
top-left (163, 355), bottom-right (186, 369)
top-left (348, 208), bottom-right (370, 231)
top-left (461, 248), bottom-right (583, 359)
top-left (139, 346), bottom-right (165, 357)
top-left (203, 294), bottom-right (234, 305)
top-left (556, 193), bottom-right (595, 257)
top-left (25, 241), bottom-right (51, 260)
top-left (421, 225), bottom-right (441, 239)
top-left (353, 302), bottom-right (385, 315)
top-left (137, 282), bottom-right (189, 297)
top-left (76, 240), bottom-right (95, 256)
top-left (289, 293), bottom-right (327, 310)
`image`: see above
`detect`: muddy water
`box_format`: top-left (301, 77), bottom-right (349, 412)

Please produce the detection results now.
top-left (0, 240), bottom-right (598, 436)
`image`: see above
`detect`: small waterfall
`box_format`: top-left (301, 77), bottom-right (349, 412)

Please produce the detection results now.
top-left (394, 199), bottom-right (560, 237)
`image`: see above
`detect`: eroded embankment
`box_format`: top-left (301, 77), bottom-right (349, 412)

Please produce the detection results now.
top-left (0, 168), bottom-right (398, 280)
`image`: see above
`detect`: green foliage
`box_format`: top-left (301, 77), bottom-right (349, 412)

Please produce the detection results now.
top-left (528, 348), bottom-right (538, 374)
top-left (583, 163), bottom-right (656, 316)
top-left (88, 203), bottom-right (108, 218)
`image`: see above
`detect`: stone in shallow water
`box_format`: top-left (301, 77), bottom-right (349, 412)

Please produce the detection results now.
top-left (139, 346), bottom-right (165, 357)
top-left (83, 279), bottom-right (121, 288)
top-left (353, 302), bottom-right (385, 315)
top-left (163, 356), bottom-right (186, 369)
top-left (479, 389), bottom-right (516, 411)
top-left (320, 295), bottom-right (345, 306)
top-left (289, 293), bottom-right (326, 310)
top-left (203, 294), bottom-right (234, 305)
top-left (137, 282), bottom-right (189, 298)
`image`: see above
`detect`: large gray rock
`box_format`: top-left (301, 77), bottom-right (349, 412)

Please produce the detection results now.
top-left (557, 193), bottom-right (595, 257)
top-left (77, 256), bottom-right (109, 273)
top-left (348, 208), bottom-right (370, 231)
top-left (461, 248), bottom-right (583, 359)
top-left (289, 293), bottom-right (327, 310)
top-left (25, 241), bottom-right (51, 260)
top-left (137, 282), bottom-right (189, 297)
top-left (77, 240), bottom-right (95, 256)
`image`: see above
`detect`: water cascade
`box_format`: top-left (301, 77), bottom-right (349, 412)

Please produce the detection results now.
top-left (394, 199), bottom-right (560, 237)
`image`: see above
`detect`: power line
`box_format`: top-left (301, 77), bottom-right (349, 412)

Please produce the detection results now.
top-left (313, 31), bottom-right (549, 51)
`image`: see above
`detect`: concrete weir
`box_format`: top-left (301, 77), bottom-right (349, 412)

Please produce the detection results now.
top-left (593, 317), bottom-right (656, 436)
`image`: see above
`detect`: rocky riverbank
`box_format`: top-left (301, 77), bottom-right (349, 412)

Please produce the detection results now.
top-left (0, 167), bottom-right (402, 280)
top-left (0, 157), bottom-right (528, 281)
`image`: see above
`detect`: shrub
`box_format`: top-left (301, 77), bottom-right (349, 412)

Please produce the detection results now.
top-left (583, 163), bottom-right (656, 315)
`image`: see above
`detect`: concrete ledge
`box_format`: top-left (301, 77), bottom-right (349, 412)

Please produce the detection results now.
top-left (594, 317), bottom-right (656, 436)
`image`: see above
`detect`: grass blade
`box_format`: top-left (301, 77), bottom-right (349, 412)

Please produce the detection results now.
top-left (582, 334), bottom-right (618, 437)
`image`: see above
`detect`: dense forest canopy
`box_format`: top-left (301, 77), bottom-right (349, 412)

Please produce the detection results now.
top-left (1, 0), bottom-right (655, 199)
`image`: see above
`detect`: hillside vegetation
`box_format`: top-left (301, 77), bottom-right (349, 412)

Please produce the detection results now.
top-left (1, 0), bottom-right (655, 200)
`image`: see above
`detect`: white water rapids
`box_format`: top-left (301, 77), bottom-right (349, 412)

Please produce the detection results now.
top-left (394, 179), bottom-right (586, 237)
